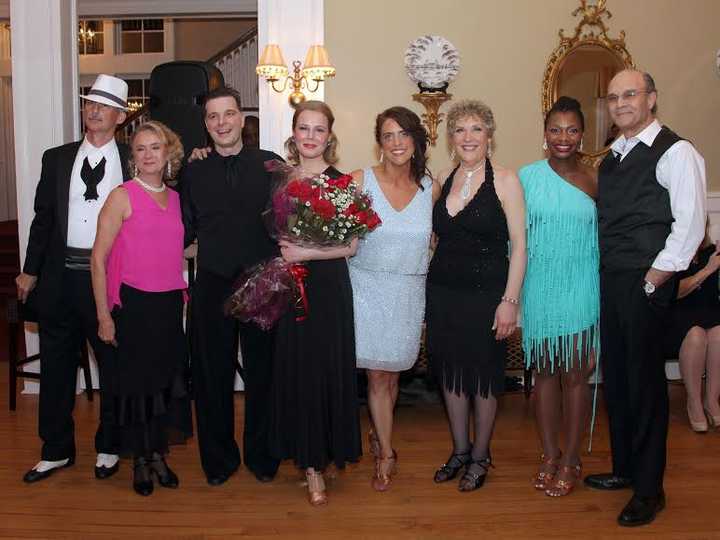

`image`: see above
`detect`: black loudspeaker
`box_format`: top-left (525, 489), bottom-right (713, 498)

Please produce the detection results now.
top-left (149, 61), bottom-right (225, 153)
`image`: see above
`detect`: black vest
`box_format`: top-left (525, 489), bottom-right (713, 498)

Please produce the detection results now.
top-left (597, 125), bottom-right (682, 271)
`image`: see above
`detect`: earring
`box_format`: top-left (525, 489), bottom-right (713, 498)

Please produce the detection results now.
top-left (487, 140), bottom-right (493, 159)
top-left (579, 138), bottom-right (584, 152)
top-left (133, 164), bottom-right (138, 177)
top-left (450, 149), bottom-right (456, 161)
top-left (379, 151), bottom-right (384, 163)
top-left (542, 140), bottom-right (548, 151)
top-left (167, 161), bottom-right (172, 177)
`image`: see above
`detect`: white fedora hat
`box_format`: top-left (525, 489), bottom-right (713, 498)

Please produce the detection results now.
top-left (80, 74), bottom-right (129, 110)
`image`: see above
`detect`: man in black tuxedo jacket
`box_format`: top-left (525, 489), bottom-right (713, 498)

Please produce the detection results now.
top-left (180, 86), bottom-right (281, 485)
top-left (16, 74), bottom-right (130, 483)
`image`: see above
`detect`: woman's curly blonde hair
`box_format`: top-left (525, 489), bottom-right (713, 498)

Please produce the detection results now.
top-left (128, 120), bottom-right (184, 180)
top-left (446, 99), bottom-right (496, 159)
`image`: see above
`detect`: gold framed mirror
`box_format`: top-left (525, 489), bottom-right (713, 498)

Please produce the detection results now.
top-left (542, 0), bottom-right (634, 165)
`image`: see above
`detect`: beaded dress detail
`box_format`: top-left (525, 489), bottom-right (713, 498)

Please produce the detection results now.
top-left (426, 159), bottom-right (509, 397)
top-left (348, 168), bottom-right (433, 371)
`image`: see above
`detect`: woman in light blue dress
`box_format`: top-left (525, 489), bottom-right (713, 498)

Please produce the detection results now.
top-left (349, 106), bottom-right (438, 491)
top-left (520, 96), bottom-right (599, 497)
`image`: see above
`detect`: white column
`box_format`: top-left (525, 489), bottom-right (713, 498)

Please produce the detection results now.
top-left (257, 0), bottom-right (325, 155)
top-left (10, 0), bottom-right (79, 391)
top-left (12, 0), bottom-right (79, 260)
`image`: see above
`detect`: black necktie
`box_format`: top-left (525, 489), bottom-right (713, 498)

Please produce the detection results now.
top-left (80, 156), bottom-right (106, 201)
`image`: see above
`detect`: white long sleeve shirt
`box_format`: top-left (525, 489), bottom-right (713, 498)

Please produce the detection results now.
top-left (611, 120), bottom-right (706, 272)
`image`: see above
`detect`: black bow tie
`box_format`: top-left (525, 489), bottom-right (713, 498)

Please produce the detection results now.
top-left (80, 156), bottom-right (106, 201)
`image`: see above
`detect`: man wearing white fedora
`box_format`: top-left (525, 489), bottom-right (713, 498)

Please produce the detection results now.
top-left (16, 74), bottom-right (131, 483)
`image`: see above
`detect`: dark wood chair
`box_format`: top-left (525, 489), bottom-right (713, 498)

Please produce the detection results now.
top-left (506, 329), bottom-right (533, 398)
top-left (6, 297), bottom-right (93, 411)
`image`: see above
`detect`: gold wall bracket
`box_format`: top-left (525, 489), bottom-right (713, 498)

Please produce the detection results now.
top-left (412, 91), bottom-right (452, 147)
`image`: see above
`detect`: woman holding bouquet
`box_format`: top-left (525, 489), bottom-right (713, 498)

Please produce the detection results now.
top-left (270, 101), bottom-right (362, 506)
top-left (348, 106), bottom-right (437, 492)
top-left (427, 100), bottom-right (526, 491)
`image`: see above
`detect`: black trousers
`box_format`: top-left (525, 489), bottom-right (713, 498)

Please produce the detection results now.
top-left (37, 269), bottom-right (119, 461)
top-left (191, 269), bottom-right (279, 479)
top-left (600, 269), bottom-right (676, 498)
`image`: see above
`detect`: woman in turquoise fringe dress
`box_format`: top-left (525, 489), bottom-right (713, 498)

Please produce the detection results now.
top-left (519, 97), bottom-right (599, 497)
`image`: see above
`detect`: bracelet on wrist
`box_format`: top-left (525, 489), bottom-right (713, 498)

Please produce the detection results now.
top-left (501, 296), bottom-right (519, 305)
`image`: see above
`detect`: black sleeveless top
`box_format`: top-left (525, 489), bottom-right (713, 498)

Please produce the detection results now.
top-left (428, 159), bottom-right (509, 291)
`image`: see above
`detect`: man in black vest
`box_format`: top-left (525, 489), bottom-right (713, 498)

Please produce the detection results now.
top-left (586, 69), bottom-right (706, 526)
top-left (16, 74), bottom-right (130, 483)
top-left (180, 86), bottom-right (281, 485)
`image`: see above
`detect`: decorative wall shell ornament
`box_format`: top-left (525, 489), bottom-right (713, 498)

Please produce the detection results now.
top-left (404, 35), bottom-right (460, 92)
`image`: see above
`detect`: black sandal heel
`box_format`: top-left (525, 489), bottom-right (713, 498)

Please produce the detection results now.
top-left (458, 457), bottom-right (493, 492)
top-left (434, 452), bottom-right (471, 483)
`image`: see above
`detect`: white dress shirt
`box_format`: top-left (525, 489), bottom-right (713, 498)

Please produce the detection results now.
top-left (611, 119), bottom-right (707, 272)
top-left (66, 137), bottom-right (124, 249)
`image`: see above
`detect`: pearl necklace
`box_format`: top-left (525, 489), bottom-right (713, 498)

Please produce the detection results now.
top-left (134, 176), bottom-right (166, 193)
top-left (459, 162), bottom-right (485, 200)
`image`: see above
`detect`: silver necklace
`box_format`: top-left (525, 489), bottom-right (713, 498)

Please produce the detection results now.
top-left (134, 176), bottom-right (166, 193)
top-left (459, 163), bottom-right (484, 200)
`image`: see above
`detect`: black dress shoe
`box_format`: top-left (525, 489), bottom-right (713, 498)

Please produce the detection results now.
top-left (149, 455), bottom-right (179, 488)
top-left (207, 472), bottom-right (231, 486)
top-left (94, 462), bottom-right (119, 480)
top-left (618, 493), bottom-right (666, 527)
top-left (23, 457), bottom-right (75, 483)
top-left (584, 473), bottom-right (632, 490)
top-left (251, 469), bottom-right (276, 483)
top-left (133, 457), bottom-right (154, 496)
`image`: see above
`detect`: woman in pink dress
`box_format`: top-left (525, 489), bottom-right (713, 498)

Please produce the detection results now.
top-left (91, 121), bottom-right (191, 496)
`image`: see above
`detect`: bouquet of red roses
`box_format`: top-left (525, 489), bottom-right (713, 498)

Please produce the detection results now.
top-left (225, 163), bottom-right (381, 329)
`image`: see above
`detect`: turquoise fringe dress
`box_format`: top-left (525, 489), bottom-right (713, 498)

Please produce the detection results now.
top-left (519, 160), bottom-right (600, 372)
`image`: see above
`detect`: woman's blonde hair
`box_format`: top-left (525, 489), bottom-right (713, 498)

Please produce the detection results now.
top-left (446, 99), bottom-right (496, 159)
top-left (285, 100), bottom-right (339, 166)
top-left (128, 120), bottom-right (184, 180)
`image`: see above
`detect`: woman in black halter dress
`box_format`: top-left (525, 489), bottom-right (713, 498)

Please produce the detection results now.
top-left (426, 100), bottom-right (526, 491)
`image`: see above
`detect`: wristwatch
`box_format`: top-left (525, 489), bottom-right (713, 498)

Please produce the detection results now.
top-left (643, 280), bottom-right (656, 296)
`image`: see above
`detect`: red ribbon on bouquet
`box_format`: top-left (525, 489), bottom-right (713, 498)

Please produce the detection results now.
top-left (289, 263), bottom-right (310, 322)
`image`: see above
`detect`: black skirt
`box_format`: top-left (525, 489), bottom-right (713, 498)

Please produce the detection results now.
top-left (270, 258), bottom-right (362, 470)
top-left (109, 284), bottom-right (192, 457)
top-left (663, 305), bottom-right (720, 358)
top-left (426, 283), bottom-right (506, 398)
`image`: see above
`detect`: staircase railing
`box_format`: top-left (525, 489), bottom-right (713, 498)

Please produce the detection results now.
top-left (209, 27), bottom-right (259, 111)
top-left (116, 26), bottom-right (258, 144)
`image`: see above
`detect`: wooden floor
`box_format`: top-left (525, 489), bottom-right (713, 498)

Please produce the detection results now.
top-left (1, 372), bottom-right (719, 539)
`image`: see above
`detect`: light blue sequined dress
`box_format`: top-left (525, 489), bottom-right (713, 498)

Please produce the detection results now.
top-left (519, 159), bottom-right (600, 371)
top-left (348, 168), bottom-right (433, 371)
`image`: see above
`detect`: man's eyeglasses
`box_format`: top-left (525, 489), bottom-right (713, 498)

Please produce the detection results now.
top-left (606, 89), bottom-right (652, 105)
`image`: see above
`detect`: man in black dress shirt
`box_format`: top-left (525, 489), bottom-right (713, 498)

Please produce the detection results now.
top-left (180, 86), bottom-right (281, 485)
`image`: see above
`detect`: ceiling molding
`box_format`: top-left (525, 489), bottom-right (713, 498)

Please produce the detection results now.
top-left (77, 0), bottom-right (256, 17)
top-left (0, 1), bottom-right (256, 20)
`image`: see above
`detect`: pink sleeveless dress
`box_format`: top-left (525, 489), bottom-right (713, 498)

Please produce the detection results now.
top-left (105, 180), bottom-right (191, 457)
top-left (106, 180), bottom-right (187, 308)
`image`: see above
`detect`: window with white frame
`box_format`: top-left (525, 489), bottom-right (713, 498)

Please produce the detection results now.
top-left (117, 19), bottom-right (164, 54)
top-left (125, 78), bottom-right (151, 112)
top-left (78, 20), bottom-right (104, 55)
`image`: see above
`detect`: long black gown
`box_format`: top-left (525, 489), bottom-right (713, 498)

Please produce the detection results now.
top-left (270, 166), bottom-right (362, 470)
top-left (426, 160), bottom-right (509, 398)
